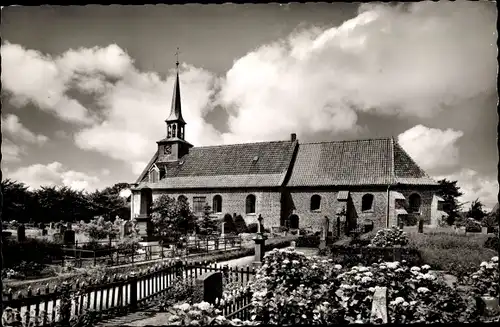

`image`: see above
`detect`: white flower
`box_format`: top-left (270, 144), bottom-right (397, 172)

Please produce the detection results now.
top-left (358, 266), bottom-right (369, 272)
top-left (402, 301), bottom-right (409, 307)
top-left (492, 256), bottom-right (498, 263)
top-left (421, 264), bottom-right (431, 270)
top-left (386, 262), bottom-right (399, 269)
top-left (361, 276), bottom-right (372, 283)
top-left (283, 259), bottom-right (290, 264)
top-left (195, 301), bottom-right (211, 311)
top-left (301, 314), bottom-right (307, 319)
top-left (410, 301), bottom-right (417, 305)
top-left (480, 261), bottom-right (488, 267)
top-left (354, 275), bottom-right (361, 281)
top-left (368, 287), bottom-right (375, 292)
top-left (410, 267), bottom-right (421, 272)
top-left (423, 273), bottom-right (436, 281)
top-left (390, 297), bottom-right (405, 305)
top-left (417, 287), bottom-right (430, 293)
top-left (334, 264), bottom-right (342, 270)
top-left (395, 268), bottom-right (405, 273)
top-left (364, 271), bottom-right (373, 277)
top-left (292, 260), bottom-right (300, 265)
top-left (176, 303), bottom-right (191, 311)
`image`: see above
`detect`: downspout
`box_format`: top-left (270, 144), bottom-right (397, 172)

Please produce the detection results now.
top-left (386, 184), bottom-right (391, 228)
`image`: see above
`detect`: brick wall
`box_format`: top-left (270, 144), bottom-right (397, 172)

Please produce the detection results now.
top-left (131, 188), bottom-right (282, 228)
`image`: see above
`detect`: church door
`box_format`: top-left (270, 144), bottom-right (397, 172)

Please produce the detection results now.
top-left (289, 214), bottom-right (299, 229)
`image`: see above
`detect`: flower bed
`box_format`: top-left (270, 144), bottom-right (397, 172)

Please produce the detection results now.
top-left (369, 226), bottom-right (409, 247)
top-left (323, 245), bottom-right (423, 267)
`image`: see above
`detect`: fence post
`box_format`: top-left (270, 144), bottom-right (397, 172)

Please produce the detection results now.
top-left (60, 282), bottom-right (72, 324)
top-left (129, 272), bottom-right (138, 311)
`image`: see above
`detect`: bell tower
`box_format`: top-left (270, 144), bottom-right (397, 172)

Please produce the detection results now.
top-left (157, 48), bottom-right (193, 162)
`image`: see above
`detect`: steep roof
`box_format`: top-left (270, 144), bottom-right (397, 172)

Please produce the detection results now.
top-left (287, 138), bottom-right (437, 187)
top-left (135, 140), bottom-right (298, 189)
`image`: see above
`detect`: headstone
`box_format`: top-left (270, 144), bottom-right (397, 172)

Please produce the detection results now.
top-left (17, 224), bottom-right (26, 242)
top-left (42, 228), bottom-right (48, 236)
top-left (59, 224), bottom-right (67, 234)
top-left (418, 219), bottom-right (424, 233)
top-left (253, 214), bottom-right (268, 267)
top-left (290, 241), bottom-right (296, 249)
top-left (371, 286), bottom-right (388, 324)
top-left (193, 272), bottom-right (223, 304)
top-left (221, 222), bottom-right (226, 238)
top-left (39, 222), bottom-right (45, 230)
top-left (481, 227), bottom-right (488, 234)
top-left (66, 222), bottom-right (72, 230)
top-left (49, 222), bottom-right (55, 230)
top-left (319, 216), bottom-right (330, 249)
top-left (63, 229), bottom-right (76, 245)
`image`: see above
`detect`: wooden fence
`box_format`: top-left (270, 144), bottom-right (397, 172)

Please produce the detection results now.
top-left (2, 260), bottom-right (256, 326)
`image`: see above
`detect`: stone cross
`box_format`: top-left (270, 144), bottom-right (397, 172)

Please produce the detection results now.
top-left (321, 216), bottom-right (330, 241)
top-left (257, 214), bottom-right (263, 234)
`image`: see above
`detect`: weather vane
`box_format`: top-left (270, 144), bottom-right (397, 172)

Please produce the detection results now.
top-left (175, 47), bottom-right (180, 67)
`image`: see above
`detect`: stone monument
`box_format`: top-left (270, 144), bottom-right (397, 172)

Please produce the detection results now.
top-left (17, 224), bottom-right (26, 242)
top-left (193, 272), bottom-right (223, 304)
top-left (319, 216), bottom-right (330, 250)
top-left (253, 214), bottom-right (268, 268)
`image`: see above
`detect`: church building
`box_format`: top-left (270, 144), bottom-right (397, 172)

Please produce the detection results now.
top-left (130, 61), bottom-right (444, 232)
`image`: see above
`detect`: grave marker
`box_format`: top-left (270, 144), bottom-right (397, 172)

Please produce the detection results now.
top-left (319, 216), bottom-right (330, 249)
top-left (64, 229), bottom-right (76, 245)
top-left (193, 272), bottom-right (223, 304)
top-left (17, 224), bottom-right (26, 242)
top-left (42, 228), bottom-right (48, 236)
top-left (371, 286), bottom-right (388, 324)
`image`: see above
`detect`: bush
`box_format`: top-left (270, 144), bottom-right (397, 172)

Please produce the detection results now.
top-left (463, 256), bottom-right (499, 297)
top-left (296, 234), bottom-right (320, 247)
top-left (158, 276), bottom-right (196, 309)
top-left (370, 226), bottom-right (409, 247)
top-left (3, 238), bottom-right (63, 267)
top-left (323, 245), bottom-right (422, 268)
top-left (484, 235), bottom-right (499, 251)
top-left (233, 215), bottom-right (248, 234)
top-left (465, 218), bottom-right (482, 233)
top-left (222, 213), bottom-right (238, 234)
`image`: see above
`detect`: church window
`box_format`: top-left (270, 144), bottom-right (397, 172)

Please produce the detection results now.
top-left (246, 194), bottom-right (256, 214)
top-left (310, 194), bottom-right (321, 211)
top-left (361, 194), bottom-right (374, 212)
top-left (172, 124), bottom-right (177, 138)
top-left (149, 167), bottom-right (159, 183)
top-left (167, 125), bottom-right (172, 138)
top-left (213, 195), bottom-right (222, 213)
top-left (180, 126), bottom-right (184, 139)
top-left (193, 196), bottom-right (206, 214)
top-left (437, 200), bottom-right (445, 211)
top-left (408, 193), bottom-right (421, 213)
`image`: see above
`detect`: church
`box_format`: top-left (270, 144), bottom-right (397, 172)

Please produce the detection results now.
top-left (130, 61), bottom-right (445, 233)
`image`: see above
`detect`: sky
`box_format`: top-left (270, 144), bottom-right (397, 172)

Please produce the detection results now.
top-left (1, 2), bottom-right (498, 210)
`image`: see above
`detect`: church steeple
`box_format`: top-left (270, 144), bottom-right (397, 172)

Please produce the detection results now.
top-left (166, 54), bottom-right (186, 124)
top-left (157, 48), bottom-right (193, 163)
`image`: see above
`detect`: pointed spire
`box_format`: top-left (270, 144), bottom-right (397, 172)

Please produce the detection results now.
top-left (166, 47), bottom-right (186, 124)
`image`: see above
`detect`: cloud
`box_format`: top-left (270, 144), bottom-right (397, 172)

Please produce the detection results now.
top-left (74, 63), bottom-right (222, 172)
top-left (1, 139), bottom-right (25, 163)
top-left (398, 125), bottom-right (464, 174)
top-left (436, 169), bottom-right (498, 210)
top-left (219, 1), bottom-right (496, 142)
top-left (1, 114), bottom-right (48, 145)
top-left (7, 162), bottom-right (102, 192)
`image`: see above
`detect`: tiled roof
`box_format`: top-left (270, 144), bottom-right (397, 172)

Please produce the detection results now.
top-left (136, 140), bottom-right (297, 189)
top-left (288, 138), bottom-right (438, 187)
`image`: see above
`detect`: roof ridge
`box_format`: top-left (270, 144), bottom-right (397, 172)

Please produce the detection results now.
top-left (301, 137), bottom-right (393, 145)
top-left (192, 139), bottom-right (293, 150)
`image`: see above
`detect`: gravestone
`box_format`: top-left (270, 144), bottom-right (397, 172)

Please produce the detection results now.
top-left (63, 229), bottom-right (76, 245)
top-left (193, 272), bottom-right (223, 304)
top-left (59, 224), bottom-right (67, 234)
top-left (39, 222), bottom-right (46, 230)
top-left (481, 227), bottom-right (488, 234)
top-left (42, 228), bottom-right (48, 236)
top-left (371, 286), bottom-right (388, 324)
top-left (418, 219), bottom-right (424, 233)
top-left (66, 222), bottom-right (72, 230)
top-left (49, 222), bottom-right (55, 230)
top-left (253, 214), bottom-right (268, 267)
top-left (220, 222), bottom-right (226, 238)
top-left (17, 224), bottom-right (26, 242)
top-left (120, 221), bottom-right (131, 239)
top-left (319, 216), bottom-right (330, 249)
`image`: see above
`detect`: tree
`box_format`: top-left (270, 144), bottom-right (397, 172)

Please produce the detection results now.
top-left (151, 195), bottom-right (196, 239)
top-left (437, 179), bottom-right (465, 225)
top-left (33, 186), bottom-right (93, 223)
top-left (466, 199), bottom-right (486, 221)
top-left (197, 203), bottom-right (218, 236)
top-left (0, 179), bottom-right (34, 223)
top-left (79, 216), bottom-right (119, 242)
top-left (87, 183), bottom-right (130, 221)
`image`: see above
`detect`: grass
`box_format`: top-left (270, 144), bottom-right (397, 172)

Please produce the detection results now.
top-left (403, 227), bottom-right (496, 278)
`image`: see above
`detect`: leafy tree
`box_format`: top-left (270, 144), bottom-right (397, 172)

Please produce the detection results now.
top-left (79, 216), bottom-right (119, 241)
top-left (151, 195), bottom-right (196, 239)
top-left (0, 179), bottom-right (34, 223)
top-left (87, 183), bottom-right (130, 221)
top-left (466, 199), bottom-right (486, 221)
top-left (437, 179), bottom-right (465, 225)
top-left (197, 203), bottom-right (218, 236)
top-left (33, 186), bottom-right (93, 223)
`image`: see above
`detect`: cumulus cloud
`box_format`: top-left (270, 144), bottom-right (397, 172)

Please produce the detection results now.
top-left (219, 1), bottom-right (496, 142)
top-left (1, 139), bottom-right (25, 163)
top-left (398, 125), bottom-right (464, 174)
top-left (1, 114), bottom-right (48, 145)
top-left (7, 162), bottom-right (102, 191)
top-left (436, 169), bottom-right (498, 211)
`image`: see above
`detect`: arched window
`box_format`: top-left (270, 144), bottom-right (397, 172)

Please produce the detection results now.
top-left (213, 195), bottom-right (222, 213)
top-left (361, 194), bottom-right (374, 212)
top-left (167, 125), bottom-right (172, 138)
top-left (408, 193), bottom-right (421, 213)
top-left (310, 194), bottom-right (321, 211)
top-left (172, 124), bottom-right (177, 138)
top-left (149, 167), bottom-right (159, 183)
top-left (246, 194), bottom-right (256, 214)
top-left (140, 188), bottom-right (153, 216)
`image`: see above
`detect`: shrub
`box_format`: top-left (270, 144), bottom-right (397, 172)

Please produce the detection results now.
top-left (484, 235), bottom-right (499, 251)
top-left (296, 234), bottom-right (320, 247)
top-left (158, 276), bottom-right (197, 309)
top-left (463, 256), bottom-right (499, 297)
top-left (233, 215), bottom-right (248, 234)
top-left (247, 223), bottom-right (258, 233)
top-left (324, 245), bottom-right (422, 268)
top-left (465, 218), bottom-right (482, 233)
top-left (165, 301), bottom-right (257, 325)
top-left (3, 238), bottom-right (63, 267)
top-left (222, 213), bottom-right (238, 234)
top-left (370, 226), bottom-right (409, 247)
